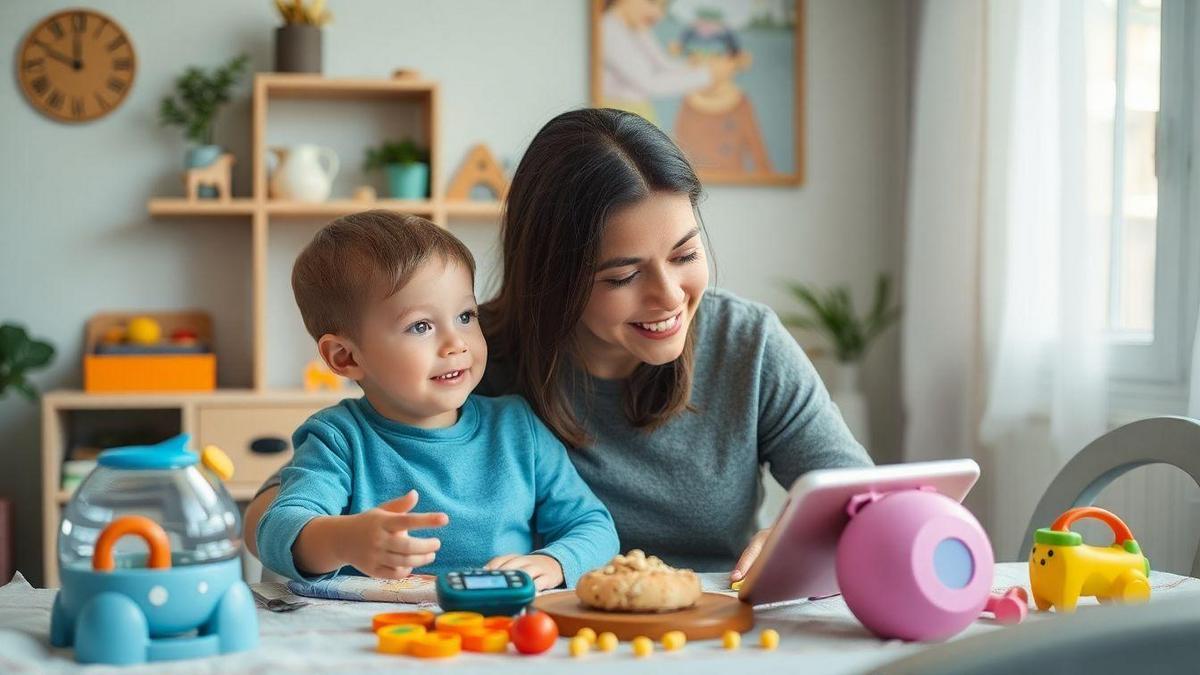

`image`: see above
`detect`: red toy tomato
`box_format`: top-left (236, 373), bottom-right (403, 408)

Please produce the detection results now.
top-left (509, 610), bottom-right (558, 654)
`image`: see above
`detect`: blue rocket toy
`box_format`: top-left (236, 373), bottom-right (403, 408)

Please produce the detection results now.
top-left (50, 435), bottom-right (258, 664)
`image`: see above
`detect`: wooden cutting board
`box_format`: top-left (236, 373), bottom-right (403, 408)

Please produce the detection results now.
top-left (533, 591), bottom-right (753, 641)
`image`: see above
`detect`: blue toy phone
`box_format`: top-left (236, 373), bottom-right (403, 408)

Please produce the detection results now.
top-left (436, 569), bottom-right (536, 616)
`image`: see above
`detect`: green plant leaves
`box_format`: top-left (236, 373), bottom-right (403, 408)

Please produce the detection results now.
top-left (0, 322), bottom-right (56, 400)
top-left (782, 274), bottom-right (901, 363)
top-left (362, 139), bottom-right (428, 172)
top-left (158, 54), bottom-right (249, 145)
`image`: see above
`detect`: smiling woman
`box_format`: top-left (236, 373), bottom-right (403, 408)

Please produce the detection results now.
top-left (244, 108), bottom-right (871, 580)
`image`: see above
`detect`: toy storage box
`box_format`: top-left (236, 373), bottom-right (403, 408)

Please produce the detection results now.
top-left (83, 311), bottom-right (216, 393)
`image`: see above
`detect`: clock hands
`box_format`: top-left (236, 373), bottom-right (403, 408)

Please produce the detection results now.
top-left (33, 38), bottom-right (81, 70)
top-left (73, 30), bottom-right (81, 63)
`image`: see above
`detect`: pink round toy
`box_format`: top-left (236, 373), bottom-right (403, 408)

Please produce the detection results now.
top-left (835, 489), bottom-right (995, 641)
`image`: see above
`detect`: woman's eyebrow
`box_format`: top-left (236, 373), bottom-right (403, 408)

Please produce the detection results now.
top-left (596, 228), bottom-right (701, 272)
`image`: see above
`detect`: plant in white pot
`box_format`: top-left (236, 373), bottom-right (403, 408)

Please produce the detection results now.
top-left (158, 54), bottom-right (249, 198)
top-left (363, 139), bottom-right (430, 200)
top-left (781, 274), bottom-right (900, 444)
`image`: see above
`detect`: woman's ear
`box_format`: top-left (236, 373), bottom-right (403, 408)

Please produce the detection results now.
top-left (317, 333), bottom-right (364, 381)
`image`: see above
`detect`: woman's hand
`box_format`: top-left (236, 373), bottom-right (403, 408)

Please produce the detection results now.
top-left (484, 554), bottom-right (564, 591)
top-left (730, 527), bottom-right (772, 583)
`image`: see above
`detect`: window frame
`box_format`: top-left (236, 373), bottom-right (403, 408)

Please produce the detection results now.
top-left (1107, 0), bottom-right (1197, 418)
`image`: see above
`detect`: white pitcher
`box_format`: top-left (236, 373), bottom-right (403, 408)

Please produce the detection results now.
top-left (268, 145), bottom-right (339, 202)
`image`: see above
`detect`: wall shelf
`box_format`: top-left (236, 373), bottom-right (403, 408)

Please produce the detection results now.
top-left (43, 73), bottom-right (489, 587)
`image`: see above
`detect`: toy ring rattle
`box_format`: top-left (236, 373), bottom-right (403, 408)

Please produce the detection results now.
top-left (1030, 506), bottom-right (1150, 613)
top-left (93, 515), bottom-right (172, 571)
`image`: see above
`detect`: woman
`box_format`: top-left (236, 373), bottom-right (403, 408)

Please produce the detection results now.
top-left (245, 108), bottom-right (870, 582)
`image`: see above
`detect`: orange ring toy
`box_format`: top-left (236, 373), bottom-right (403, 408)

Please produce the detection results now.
top-left (460, 628), bottom-right (509, 653)
top-left (93, 515), bottom-right (171, 571)
top-left (435, 611), bottom-right (484, 635)
top-left (407, 631), bottom-right (462, 658)
top-left (376, 624), bottom-right (426, 655)
top-left (372, 610), bottom-right (435, 631)
top-left (482, 616), bottom-right (513, 632)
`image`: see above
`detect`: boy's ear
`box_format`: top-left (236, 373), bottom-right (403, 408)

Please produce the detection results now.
top-left (317, 333), bottom-right (364, 381)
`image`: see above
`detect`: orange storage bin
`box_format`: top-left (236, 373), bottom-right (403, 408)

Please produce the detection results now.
top-left (83, 311), bottom-right (216, 393)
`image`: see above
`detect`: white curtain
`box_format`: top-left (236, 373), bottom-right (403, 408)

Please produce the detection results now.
top-left (904, 0), bottom-right (1109, 555)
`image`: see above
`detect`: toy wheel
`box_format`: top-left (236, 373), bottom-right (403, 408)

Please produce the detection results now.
top-left (1117, 571), bottom-right (1151, 603)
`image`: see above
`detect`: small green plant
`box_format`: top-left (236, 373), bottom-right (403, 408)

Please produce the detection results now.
top-left (274, 0), bottom-right (332, 26)
top-left (362, 139), bottom-right (428, 171)
top-left (158, 54), bottom-right (250, 145)
top-left (782, 274), bottom-right (901, 363)
top-left (0, 323), bottom-right (55, 401)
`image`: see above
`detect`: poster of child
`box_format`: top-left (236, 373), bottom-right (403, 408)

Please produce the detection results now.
top-left (592, 0), bottom-right (802, 185)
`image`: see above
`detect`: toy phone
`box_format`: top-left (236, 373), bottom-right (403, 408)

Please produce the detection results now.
top-left (436, 568), bottom-right (536, 616)
top-left (737, 459), bottom-right (979, 607)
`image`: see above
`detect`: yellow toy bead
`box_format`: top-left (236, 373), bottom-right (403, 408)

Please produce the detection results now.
top-left (730, 580), bottom-right (745, 591)
top-left (632, 635), bottom-right (653, 658)
top-left (759, 629), bottom-right (780, 650)
top-left (569, 636), bottom-right (590, 657)
top-left (722, 630), bottom-right (741, 650)
top-left (596, 631), bottom-right (619, 652)
top-left (575, 627), bottom-right (597, 644)
top-left (661, 630), bottom-right (686, 651)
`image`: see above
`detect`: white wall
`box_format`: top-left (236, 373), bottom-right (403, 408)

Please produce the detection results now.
top-left (0, 0), bottom-right (906, 585)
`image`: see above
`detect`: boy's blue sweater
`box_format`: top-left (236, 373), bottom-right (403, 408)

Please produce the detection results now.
top-left (256, 394), bottom-right (619, 587)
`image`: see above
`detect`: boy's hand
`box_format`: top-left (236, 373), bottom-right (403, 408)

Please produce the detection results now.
top-left (484, 554), bottom-right (563, 591)
top-left (339, 490), bottom-right (449, 579)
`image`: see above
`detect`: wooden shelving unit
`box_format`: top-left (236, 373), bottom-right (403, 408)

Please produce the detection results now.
top-left (42, 74), bottom-right (502, 587)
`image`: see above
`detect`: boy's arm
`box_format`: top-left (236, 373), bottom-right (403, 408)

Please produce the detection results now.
top-left (256, 421), bottom-right (355, 581)
top-left (525, 413), bottom-right (620, 587)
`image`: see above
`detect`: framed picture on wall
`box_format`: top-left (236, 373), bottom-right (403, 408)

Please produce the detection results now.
top-left (590, 0), bottom-right (805, 186)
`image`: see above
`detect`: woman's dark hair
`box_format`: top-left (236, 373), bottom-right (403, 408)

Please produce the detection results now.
top-left (481, 108), bottom-right (704, 448)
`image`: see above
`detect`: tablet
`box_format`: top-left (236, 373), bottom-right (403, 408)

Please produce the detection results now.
top-left (737, 459), bottom-right (980, 606)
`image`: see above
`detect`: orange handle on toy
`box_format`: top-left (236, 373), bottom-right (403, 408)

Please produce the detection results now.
top-left (93, 515), bottom-right (172, 571)
top-left (1051, 506), bottom-right (1135, 545)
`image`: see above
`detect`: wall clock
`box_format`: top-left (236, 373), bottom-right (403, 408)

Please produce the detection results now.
top-left (17, 9), bottom-right (136, 123)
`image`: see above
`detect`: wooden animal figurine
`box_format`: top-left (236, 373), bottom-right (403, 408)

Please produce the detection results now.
top-left (185, 153), bottom-right (235, 202)
top-left (1029, 506), bottom-right (1151, 613)
top-left (446, 144), bottom-right (508, 202)
top-left (304, 359), bottom-right (343, 392)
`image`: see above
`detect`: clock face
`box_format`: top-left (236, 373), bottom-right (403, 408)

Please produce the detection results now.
top-left (17, 9), bottom-right (136, 123)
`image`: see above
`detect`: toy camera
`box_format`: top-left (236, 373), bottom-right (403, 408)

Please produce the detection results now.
top-left (836, 488), bottom-right (1021, 641)
top-left (1029, 506), bottom-right (1150, 613)
top-left (49, 435), bottom-right (258, 664)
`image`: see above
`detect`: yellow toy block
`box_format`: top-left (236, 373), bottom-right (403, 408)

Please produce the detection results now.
top-left (304, 359), bottom-right (343, 392)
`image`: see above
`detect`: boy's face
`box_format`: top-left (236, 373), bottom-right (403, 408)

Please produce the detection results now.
top-left (332, 258), bottom-right (486, 428)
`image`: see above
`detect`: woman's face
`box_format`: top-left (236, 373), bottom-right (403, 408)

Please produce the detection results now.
top-left (576, 191), bottom-right (709, 379)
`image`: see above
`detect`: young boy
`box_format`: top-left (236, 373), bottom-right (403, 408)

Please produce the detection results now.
top-left (256, 210), bottom-right (618, 589)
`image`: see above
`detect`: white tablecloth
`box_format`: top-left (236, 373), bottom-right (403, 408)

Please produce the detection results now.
top-left (3, 563), bottom-right (1198, 674)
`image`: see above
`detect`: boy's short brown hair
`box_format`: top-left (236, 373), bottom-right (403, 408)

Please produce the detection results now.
top-left (292, 210), bottom-right (475, 340)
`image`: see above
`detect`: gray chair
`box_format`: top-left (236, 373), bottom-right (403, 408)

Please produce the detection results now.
top-left (1016, 416), bottom-right (1200, 577)
top-left (872, 595), bottom-right (1200, 675)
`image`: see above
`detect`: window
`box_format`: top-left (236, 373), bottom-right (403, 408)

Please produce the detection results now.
top-left (1086, 0), bottom-right (1196, 405)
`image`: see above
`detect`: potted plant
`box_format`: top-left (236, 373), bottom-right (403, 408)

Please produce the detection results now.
top-left (363, 139), bottom-right (430, 199)
top-left (781, 274), bottom-right (901, 441)
top-left (0, 323), bottom-right (55, 401)
top-left (158, 54), bottom-right (250, 198)
top-left (274, 0), bottom-right (332, 73)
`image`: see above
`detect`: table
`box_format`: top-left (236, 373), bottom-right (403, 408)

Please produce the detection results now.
top-left (3, 563), bottom-right (1198, 674)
